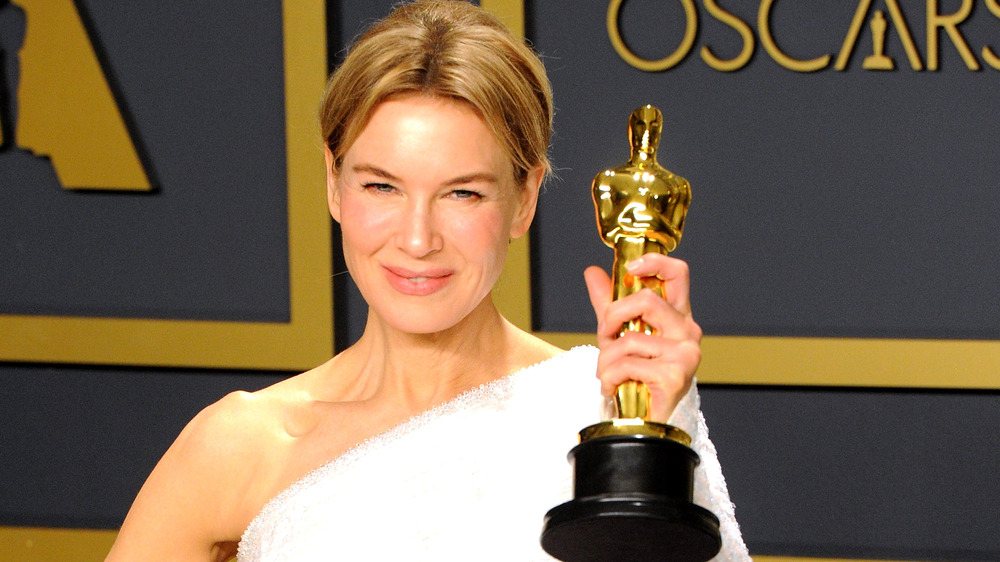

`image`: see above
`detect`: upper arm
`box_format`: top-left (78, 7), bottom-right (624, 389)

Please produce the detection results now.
top-left (106, 392), bottom-right (264, 562)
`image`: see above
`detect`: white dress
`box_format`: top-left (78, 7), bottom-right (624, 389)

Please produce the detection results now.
top-left (237, 346), bottom-right (749, 561)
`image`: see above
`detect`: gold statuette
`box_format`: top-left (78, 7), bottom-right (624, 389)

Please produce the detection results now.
top-left (542, 105), bottom-right (720, 562)
top-left (592, 104), bottom-right (691, 427)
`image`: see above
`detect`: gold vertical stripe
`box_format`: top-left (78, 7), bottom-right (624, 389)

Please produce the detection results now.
top-left (283, 0), bottom-right (335, 354)
top-left (481, 0), bottom-right (533, 332)
top-left (480, 0), bottom-right (525, 38)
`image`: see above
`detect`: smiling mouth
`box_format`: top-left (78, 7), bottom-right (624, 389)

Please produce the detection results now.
top-left (383, 266), bottom-right (452, 296)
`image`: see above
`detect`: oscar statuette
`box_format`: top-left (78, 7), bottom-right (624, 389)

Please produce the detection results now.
top-left (541, 106), bottom-right (721, 562)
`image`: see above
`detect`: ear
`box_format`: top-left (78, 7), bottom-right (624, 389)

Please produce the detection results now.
top-left (509, 165), bottom-right (545, 240)
top-left (325, 146), bottom-right (342, 223)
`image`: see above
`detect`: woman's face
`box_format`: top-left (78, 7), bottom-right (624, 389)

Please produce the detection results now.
top-left (328, 96), bottom-right (542, 335)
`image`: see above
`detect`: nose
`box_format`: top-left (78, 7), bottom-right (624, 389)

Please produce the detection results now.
top-left (396, 200), bottom-right (442, 258)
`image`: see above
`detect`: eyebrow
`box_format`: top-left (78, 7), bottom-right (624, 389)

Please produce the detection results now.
top-left (444, 172), bottom-right (500, 186)
top-left (351, 164), bottom-right (400, 182)
top-left (351, 164), bottom-right (500, 187)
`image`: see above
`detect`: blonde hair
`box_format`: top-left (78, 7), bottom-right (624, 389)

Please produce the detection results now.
top-left (320, 0), bottom-right (553, 185)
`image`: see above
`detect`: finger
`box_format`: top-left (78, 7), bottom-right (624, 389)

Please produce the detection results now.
top-left (596, 344), bottom-right (700, 421)
top-left (597, 356), bottom-right (689, 397)
top-left (597, 356), bottom-right (694, 421)
top-left (624, 254), bottom-right (692, 315)
top-left (601, 289), bottom-right (694, 341)
top-left (596, 333), bottom-right (701, 391)
top-left (596, 331), bottom-right (674, 372)
top-left (584, 265), bottom-right (615, 341)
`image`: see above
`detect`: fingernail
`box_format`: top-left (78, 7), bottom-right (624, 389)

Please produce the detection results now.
top-left (625, 258), bottom-right (643, 272)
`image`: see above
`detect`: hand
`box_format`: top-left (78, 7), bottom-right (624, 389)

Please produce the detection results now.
top-left (584, 253), bottom-right (702, 423)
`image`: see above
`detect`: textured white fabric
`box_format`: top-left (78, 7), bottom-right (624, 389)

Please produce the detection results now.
top-left (238, 346), bottom-right (749, 561)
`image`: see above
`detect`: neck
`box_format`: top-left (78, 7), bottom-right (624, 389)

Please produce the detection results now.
top-left (628, 148), bottom-right (656, 167)
top-left (345, 296), bottom-right (518, 412)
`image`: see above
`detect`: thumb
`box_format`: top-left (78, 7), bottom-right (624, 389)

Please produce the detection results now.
top-left (584, 265), bottom-right (612, 330)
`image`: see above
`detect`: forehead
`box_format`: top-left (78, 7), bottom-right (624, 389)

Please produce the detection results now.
top-left (343, 95), bottom-right (514, 179)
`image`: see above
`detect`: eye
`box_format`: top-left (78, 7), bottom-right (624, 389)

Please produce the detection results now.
top-left (363, 182), bottom-right (396, 194)
top-left (448, 189), bottom-right (483, 200)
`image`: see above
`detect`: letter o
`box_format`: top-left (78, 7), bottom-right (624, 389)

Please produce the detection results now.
top-left (607, 0), bottom-right (698, 72)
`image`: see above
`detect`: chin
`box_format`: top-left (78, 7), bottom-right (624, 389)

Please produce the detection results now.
top-left (377, 291), bottom-right (496, 336)
top-left (376, 304), bottom-right (468, 336)
top-left (390, 318), bottom-right (465, 336)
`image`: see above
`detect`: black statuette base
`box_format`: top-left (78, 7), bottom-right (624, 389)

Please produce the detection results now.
top-left (541, 434), bottom-right (721, 562)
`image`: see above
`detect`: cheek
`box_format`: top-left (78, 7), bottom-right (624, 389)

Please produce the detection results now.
top-left (448, 210), bottom-right (509, 265)
top-left (339, 197), bottom-right (392, 256)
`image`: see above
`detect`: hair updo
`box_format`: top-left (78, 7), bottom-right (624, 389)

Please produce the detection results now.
top-left (320, 0), bottom-right (553, 185)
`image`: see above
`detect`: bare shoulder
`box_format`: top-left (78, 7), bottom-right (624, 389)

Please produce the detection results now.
top-left (107, 385), bottom-right (298, 561)
top-left (166, 388), bottom-right (289, 482)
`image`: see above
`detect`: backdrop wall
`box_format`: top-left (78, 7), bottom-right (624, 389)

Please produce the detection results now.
top-left (1, 1), bottom-right (998, 560)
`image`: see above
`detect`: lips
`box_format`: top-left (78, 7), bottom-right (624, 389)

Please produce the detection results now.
top-left (383, 265), bottom-right (453, 296)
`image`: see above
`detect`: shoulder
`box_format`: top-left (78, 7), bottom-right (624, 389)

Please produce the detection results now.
top-left (175, 389), bottom-right (278, 466)
top-left (108, 385), bottom-right (303, 560)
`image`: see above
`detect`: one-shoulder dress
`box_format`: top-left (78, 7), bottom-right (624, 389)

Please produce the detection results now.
top-left (238, 346), bottom-right (749, 561)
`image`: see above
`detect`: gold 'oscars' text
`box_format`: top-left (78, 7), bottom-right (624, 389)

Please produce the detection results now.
top-left (608, 0), bottom-right (1000, 72)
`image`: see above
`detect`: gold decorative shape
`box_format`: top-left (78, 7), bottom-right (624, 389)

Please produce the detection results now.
top-left (16, 0), bottom-right (150, 190)
top-left (985, 0), bottom-right (1000, 70)
top-left (926, 0), bottom-right (979, 71)
top-left (0, 1), bottom-right (333, 370)
top-left (837, 0), bottom-right (923, 71)
top-left (758, 0), bottom-right (831, 72)
top-left (606, 0), bottom-right (697, 72)
top-left (862, 11), bottom-right (895, 70)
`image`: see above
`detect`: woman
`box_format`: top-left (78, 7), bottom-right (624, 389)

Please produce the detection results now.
top-left (107, 1), bottom-right (748, 560)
